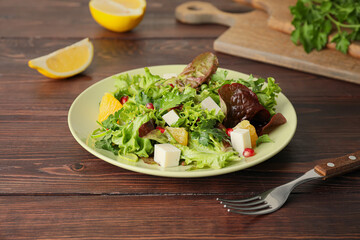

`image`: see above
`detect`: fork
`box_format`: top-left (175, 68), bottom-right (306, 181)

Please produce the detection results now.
top-left (217, 151), bottom-right (360, 215)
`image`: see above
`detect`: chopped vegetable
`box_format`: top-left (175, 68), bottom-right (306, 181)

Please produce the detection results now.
top-left (226, 128), bottom-right (233, 137)
top-left (146, 103), bottom-right (154, 110)
top-left (156, 126), bottom-right (165, 133)
top-left (120, 96), bottom-right (129, 104)
top-left (243, 148), bottom-right (255, 157)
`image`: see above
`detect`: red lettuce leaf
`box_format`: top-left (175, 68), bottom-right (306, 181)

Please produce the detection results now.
top-left (138, 119), bottom-right (156, 138)
top-left (218, 83), bottom-right (271, 129)
top-left (177, 52), bottom-right (219, 88)
top-left (260, 113), bottom-right (287, 135)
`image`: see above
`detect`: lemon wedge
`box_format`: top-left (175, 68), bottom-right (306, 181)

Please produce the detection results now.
top-left (89, 0), bottom-right (146, 32)
top-left (28, 38), bottom-right (93, 79)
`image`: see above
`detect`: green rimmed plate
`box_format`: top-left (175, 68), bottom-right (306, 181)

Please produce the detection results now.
top-left (68, 65), bottom-right (297, 178)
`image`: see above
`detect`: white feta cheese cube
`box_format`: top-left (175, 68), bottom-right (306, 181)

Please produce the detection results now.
top-left (201, 96), bottom-right (221, 114)
top-left (162, 110), bottom-right (179, 126)
top-left (230, 129), bottom-right (252, 156)
top-left (154, 144), bottom-right (181, 168)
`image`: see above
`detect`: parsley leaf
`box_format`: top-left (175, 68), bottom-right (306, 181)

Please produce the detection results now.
top-left (135, 92), bottom-right (152, 105)
top-left (331, 32), bottom-right (351, 54)
top-left (191, 119), bottom-right (228, 146)
top-left (290, 0), bottom-right (360, 54)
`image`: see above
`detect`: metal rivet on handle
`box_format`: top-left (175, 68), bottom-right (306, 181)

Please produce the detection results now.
top-left (349, 156), bottom-right (356, 160)
top-left (327, 162), bottom-right (335, 167)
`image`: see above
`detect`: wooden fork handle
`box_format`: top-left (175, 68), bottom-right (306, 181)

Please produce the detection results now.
top-left (314, 151), bottom-right (360, 178)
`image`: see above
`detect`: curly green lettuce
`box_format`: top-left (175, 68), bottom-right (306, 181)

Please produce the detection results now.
top-left (176, 138), bottom-right (241, 169)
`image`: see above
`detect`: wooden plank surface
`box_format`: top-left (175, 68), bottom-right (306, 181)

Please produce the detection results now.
top-left (1, 0), bottom-right (360, 239)
top-left (0, 0), bottom-right (249, 39)
top-left (1, 38), bottom-right (359, 96)
top-left (175, 1), bottom-right (360, 84)
top-left (1, 194), bottom-right (360, 239)
top-left (1, 38), bottom-right (359, 195)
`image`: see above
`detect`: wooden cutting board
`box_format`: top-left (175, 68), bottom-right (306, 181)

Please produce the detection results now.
top-left (175, 1), bottom-right (360, 85)
top-left (234, 0), bottom-right (360, 59)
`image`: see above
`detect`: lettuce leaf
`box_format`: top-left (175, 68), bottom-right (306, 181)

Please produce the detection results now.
top-left (113, 101), bottom-right (164, 127)
top-left (113, 67), bottom-right (169, 103)
top-left (256, 134), bottom-right (274, 146)
top-left (218, 83), bottom-right (270, 128)
top-left (94, 134), bottom-right (119, 156)
top-left (140, 129), bottom-right (169, 144)
top-left (176, 52), bottom-right (219, 88)
top-left (94, 101), bottom-right (164, 158)
top-left (135, 92), bottom-right (152, 106)
top-left (154, 86), bottom-right (196, 110)
top-left (112, 114), bottom-right (153, 157)
top-left (172, 100), bottom-right (224, 132)
top-left (177, 138), bottom-right (241, 169)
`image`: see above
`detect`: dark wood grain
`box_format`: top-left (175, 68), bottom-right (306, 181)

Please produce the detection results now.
top-left (1, 38), bottom-right (360, 97)
top-left (1, 37), bottom-right (359, 195)
top-left (1, 0), bottom-right (360, 239)
top-left (0, 0), bottom-right (249, 39)
top-left (1, 194), bottom-right (360, 239)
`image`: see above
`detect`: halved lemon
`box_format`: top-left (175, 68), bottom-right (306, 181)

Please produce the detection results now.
top-left (28, 38), bottom-right (93, 79)
top-left (89, 0), bottom-right (146, 32)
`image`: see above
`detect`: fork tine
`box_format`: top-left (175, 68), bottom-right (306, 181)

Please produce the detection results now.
top-left (224, 203), bottom-right (269, 211)
top-left (216, 196), bottom-right (260, 203)
top-left (221, 199), bottom-right (266, 207)
top-left (227, 207), bottom-right (274, 215)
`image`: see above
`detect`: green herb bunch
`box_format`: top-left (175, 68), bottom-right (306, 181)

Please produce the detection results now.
top-left (290, 0), bottom-right (360, 54)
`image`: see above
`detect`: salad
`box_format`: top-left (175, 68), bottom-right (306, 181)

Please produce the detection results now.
top-left (91, 52), bottom-right (286, 169)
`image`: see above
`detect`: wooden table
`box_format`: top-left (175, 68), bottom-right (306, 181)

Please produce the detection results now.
top-left (1, 0), bottom-right (359, 239)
